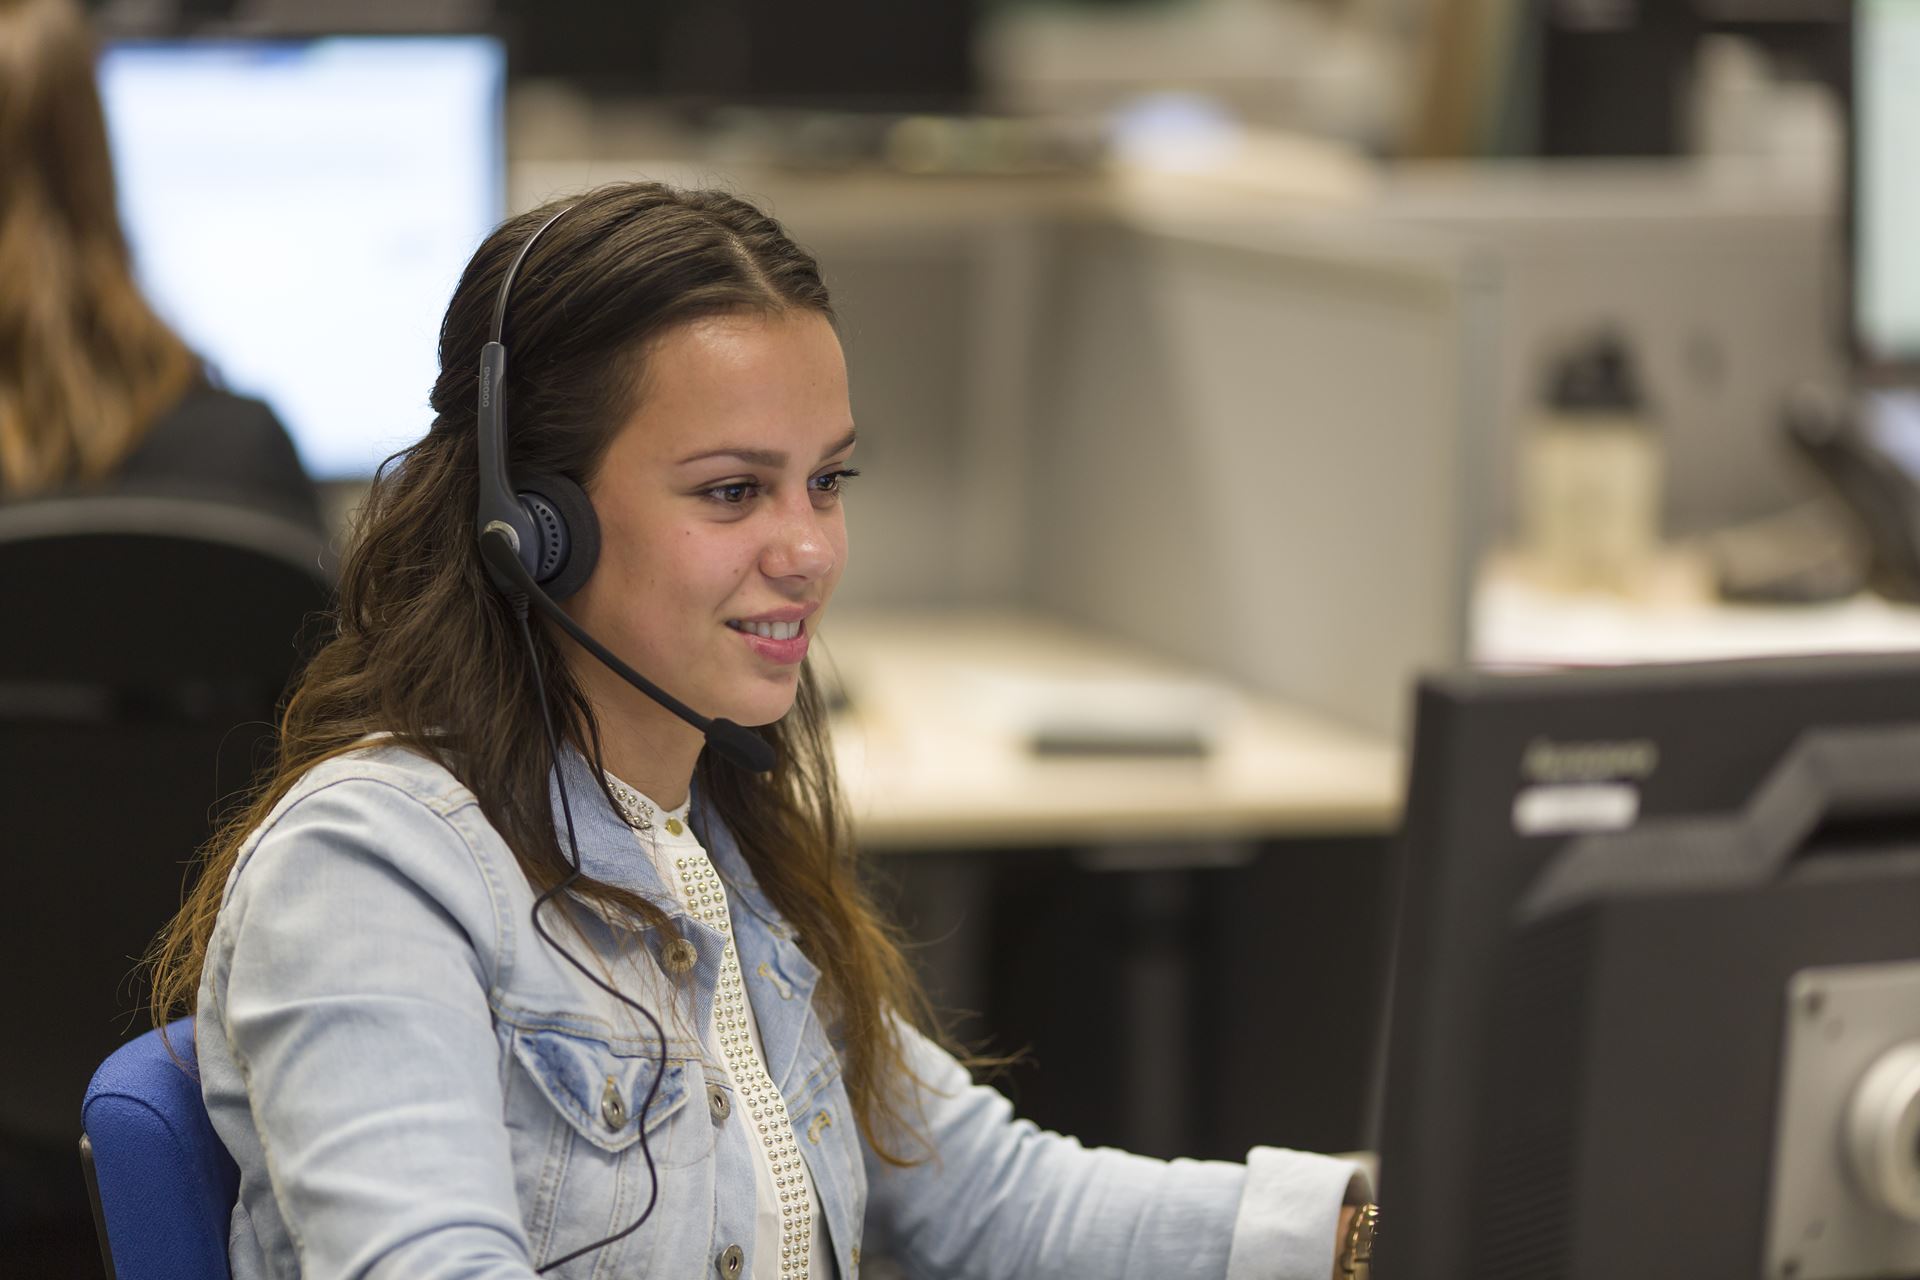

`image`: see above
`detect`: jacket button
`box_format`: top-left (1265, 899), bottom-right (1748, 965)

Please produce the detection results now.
top-left (707, 1082), bottom-right (731, 1123)
top-left (600, 1076), bottom-right (626, 1130)
top-left (663, 938), bottom-right (699, 974)
top-left (717, 1243), bottom-right (744, 1277)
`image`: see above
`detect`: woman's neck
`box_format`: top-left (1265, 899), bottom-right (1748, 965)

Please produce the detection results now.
top-left (568, 666), bottom-right (704, 810)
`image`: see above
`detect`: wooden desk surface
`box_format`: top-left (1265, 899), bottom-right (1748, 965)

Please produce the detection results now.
top-left (815, 611), bottom-right (1404, 851)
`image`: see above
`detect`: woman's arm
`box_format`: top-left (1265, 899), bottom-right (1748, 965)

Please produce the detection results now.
top-left (208, 773), bottom-right (539, 1279)
top-left (863, 1022), bottom-right (1364, 1280)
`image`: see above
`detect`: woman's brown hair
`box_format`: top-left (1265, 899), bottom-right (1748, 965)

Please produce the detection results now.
top-left (0, 0), bottom-right (200, 495)
top-left (149, 181), bottom-right (937, 1163)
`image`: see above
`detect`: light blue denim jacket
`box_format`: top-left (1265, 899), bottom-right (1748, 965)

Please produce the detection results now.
top-left (197, 742), bottom-right (1364, 1279)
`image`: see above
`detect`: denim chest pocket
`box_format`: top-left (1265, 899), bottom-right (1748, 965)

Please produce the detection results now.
top-left (509, 1025), bottom-right (692, 1154)
top-left (506, 1028), bottom-right (695, 1159)
top-left (506, 1025), bottom-right (716, 1278)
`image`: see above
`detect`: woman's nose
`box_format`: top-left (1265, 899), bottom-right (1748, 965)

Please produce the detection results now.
top-left (761, 503), bottom-right (836, 581)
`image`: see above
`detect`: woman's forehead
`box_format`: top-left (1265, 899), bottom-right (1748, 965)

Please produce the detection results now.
top-left (619, 312), bottom-right (851, 460)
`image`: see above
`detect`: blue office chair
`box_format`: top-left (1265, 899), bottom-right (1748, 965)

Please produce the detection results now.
top-left (81, 1017), bottom-right (237, 1280)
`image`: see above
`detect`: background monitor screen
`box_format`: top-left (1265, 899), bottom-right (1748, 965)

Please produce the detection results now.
top-left (1855, 0), bottom-right (1920, 366)
top-left (98, 35), bottom-right (505, 479)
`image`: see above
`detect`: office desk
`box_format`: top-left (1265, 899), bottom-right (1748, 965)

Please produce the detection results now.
top-left (814, 610), bottom-right (1402, 1159)
top-left (817, 610), bottom-right (1404, 852)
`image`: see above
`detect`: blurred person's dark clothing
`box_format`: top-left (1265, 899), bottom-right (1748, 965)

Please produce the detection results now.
top-left (110, 384), bottom-right (324, 531)
top-left (1, 384), bottom-right (325, 533)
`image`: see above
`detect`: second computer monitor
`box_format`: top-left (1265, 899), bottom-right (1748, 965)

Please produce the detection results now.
top-left (98, 35), bottom-right (506, 480)
top-left (1375, 653), bottom-right (1920, 1278)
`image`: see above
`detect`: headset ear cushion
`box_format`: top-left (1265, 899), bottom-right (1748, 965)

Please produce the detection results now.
top-left (518, 471), bottom-right (600, 600)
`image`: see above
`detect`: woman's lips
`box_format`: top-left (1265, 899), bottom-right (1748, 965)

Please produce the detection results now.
top-left (727, 619), bottom-right (809, 664)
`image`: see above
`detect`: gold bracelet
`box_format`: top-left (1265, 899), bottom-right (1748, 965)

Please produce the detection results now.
top-left (1339, 1203), bottom-right (1379, 1279)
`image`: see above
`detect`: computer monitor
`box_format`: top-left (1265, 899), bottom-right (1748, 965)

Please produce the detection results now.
top-left (97, 35), bottom-right (506, 479)
top-left (1854, 0), bottom-right (1920, 371)
top-left (1374, 654), bottom-right (1920, 1278)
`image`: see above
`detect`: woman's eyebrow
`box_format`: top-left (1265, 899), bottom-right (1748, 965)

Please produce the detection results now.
top-left (676, 428), bottom-right (858, 468)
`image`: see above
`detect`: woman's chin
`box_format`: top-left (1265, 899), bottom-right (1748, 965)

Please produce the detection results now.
top-left (718, 686), bottom-right (801, 729)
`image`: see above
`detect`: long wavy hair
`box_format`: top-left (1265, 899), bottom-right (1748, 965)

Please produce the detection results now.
top-left (0, 0), bottom-right (200, 495)
top-left (149, 181), bottom-right (936, 1163)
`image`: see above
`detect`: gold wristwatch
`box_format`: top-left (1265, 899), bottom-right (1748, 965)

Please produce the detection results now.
top-left (1338, 1203), bottom-right (1379, 1279)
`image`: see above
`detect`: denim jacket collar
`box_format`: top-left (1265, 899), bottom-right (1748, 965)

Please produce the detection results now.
top-left (547, 744), bottom-right (677, 907)
top-left (544, 746), bottom-right (826, 1080)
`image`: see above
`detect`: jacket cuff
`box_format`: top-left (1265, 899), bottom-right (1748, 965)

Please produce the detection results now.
top-left (1225, 1147), bottom-right (1374, 1280)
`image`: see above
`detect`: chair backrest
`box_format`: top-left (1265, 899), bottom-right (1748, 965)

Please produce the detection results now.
top-left (81, 1018), bottom-right (237, 1280)
top-left (0, 495), bottom-right (333, 1147)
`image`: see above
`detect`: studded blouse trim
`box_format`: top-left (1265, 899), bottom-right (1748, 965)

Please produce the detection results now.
top-left (607, 777), bottom-right (815, 1280)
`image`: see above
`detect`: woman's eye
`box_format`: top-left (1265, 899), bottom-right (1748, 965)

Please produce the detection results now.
top-left (811, 468), bottom-right (861, 496)
top-left (707, 482), bottom-right (757, 505)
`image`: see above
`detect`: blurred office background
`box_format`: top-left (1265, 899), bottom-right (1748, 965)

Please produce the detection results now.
top-left (12, 0), bottom-right (1913, 1273)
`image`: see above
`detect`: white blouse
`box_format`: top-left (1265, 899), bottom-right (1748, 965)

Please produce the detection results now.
top-left (607, 778), bottom-right (832, 1280)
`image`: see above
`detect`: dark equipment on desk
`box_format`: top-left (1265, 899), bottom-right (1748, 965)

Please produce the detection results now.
top-left (1705, 497), bottom-right (1867, 605)
top-left (1373, 655), bottom-right (1920, 1279)
top-left (1528, 0), bottom-right (1846, 158)
top-left (1783, 387), bottom-right (1920, 603)
top-left (1027, 729), bottom-right (1211, 759)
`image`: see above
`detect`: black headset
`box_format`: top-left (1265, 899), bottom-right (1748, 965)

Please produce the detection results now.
top-left (474, 207), bottom-right (602, 601)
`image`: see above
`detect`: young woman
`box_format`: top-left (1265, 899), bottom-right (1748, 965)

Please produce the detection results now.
top-left (0, 0), bottom-right (318, 525)
top-left (150, 181), bottom-right (1372, 1280)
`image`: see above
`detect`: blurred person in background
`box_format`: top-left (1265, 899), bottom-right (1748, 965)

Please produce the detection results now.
top-left (0, 0), bottom-right (320, 527)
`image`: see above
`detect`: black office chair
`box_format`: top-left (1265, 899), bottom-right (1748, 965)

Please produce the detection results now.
top-left (0, 495), bottom-right (332, 1247)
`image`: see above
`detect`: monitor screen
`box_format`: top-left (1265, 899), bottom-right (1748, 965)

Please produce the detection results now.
top-left (1854, 0), bottom-right (1920, 366)
top-left (1373, 653), bottom-right (1920, 1278)
top-left (97, 35), bottom-right (505, 479)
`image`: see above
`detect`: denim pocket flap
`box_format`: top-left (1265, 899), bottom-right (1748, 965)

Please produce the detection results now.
top-left (512, 1026), bottom-right (690, 1153)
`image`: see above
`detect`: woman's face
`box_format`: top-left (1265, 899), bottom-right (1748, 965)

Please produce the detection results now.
top-left (565, 309), bottom-right (854, 731)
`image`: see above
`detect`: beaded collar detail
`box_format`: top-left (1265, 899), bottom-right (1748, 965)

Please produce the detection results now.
top-left (605, 776), bottom-right (692, 839)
